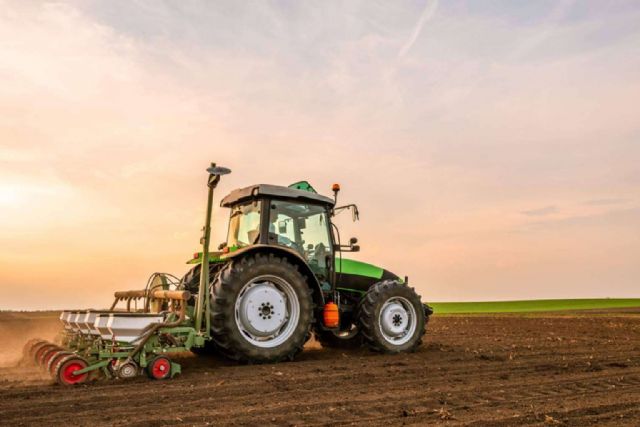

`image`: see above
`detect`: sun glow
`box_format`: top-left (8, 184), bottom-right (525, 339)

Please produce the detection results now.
top-left (1, 2), bottom-right (639, 310)
top-left (0, 185), bottom-right (21, 206)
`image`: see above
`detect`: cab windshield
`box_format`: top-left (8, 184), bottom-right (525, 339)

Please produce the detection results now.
top-left (227, 202), bottom-right (261, 248)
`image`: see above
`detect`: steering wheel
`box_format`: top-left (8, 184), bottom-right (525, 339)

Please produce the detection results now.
top-left (268, 233), bottom-right (300, 252)
top-left (278, 234), bottom-right (294, 247)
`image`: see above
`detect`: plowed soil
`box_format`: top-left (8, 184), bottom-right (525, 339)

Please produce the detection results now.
top-left (1, 312), bottom-right (639, 426)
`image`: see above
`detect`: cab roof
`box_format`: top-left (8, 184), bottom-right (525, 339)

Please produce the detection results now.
top-left (220, 184), bottom-right (335, 208)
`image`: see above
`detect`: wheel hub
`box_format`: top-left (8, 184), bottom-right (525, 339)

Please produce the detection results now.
top-left (260, 302), bottom-right (275, 318)
top-left (118, 362), bottom-right (138, 379)
top-left (380, 302), bottom-right (409, 337)
top-left (237, 282), bottom-right (287, 337)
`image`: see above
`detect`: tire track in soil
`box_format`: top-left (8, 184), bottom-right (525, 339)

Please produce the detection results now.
top-left (5, 368), bottom-right (640, 425)
top-left (3, 355), bottom-right (637, 421)
top-left (279, 375), bottom-right (640, 427)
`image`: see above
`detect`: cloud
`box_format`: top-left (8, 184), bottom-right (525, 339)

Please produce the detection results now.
top-left (521, 205), bottom-right (558, 216)
top-left (509, 0), bottom-right (576, 60)
top-left (523, 207), bottom-right (640, 230)
top-left (582, 198), bottom-right (629, 206)
top-left (398, 0), bottom-right (438, 58)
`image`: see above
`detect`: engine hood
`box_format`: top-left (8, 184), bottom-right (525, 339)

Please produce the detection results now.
top-left (334, 258), bottom-right (402, 292)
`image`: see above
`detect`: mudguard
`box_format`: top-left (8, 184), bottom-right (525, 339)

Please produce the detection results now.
top-left (221, 244), bottom-right (325, 306)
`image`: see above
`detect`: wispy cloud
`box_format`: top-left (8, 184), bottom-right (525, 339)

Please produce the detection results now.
top-left (521, 205), bottom-right (558, 216)
top-left (582, 198), bottom-right (629, 206)
top-left (510, 0), bottom-right (576, 60)
top-left (523, 207), bottom-right (640, 230)
top-left (398, 0), bottom-right (438, 58)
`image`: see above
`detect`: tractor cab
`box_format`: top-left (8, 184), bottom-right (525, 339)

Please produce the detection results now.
top-left (220, 182), bottom-right (337, 290)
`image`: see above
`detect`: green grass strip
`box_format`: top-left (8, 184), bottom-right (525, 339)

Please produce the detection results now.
top-left (429, 298), bottom-right (640, 314)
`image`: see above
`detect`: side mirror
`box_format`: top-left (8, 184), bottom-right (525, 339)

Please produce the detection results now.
top-left (352, 205), bottom-right (360, 222)
top-left (333, 237), bottom-right (360, 252)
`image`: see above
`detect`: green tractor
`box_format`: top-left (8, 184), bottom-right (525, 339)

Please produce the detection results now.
top-left (24, 163), bottom-right (432, 385)
top-left (181, 164), bottom-right (433, 362)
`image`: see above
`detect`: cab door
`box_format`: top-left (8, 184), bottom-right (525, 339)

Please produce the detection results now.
top-left (267, 200), bottom-right (334, 289)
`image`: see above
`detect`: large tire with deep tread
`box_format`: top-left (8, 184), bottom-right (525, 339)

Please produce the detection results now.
top-left (358, 280), bottom-right (426, 353)
top-left (181, 263), bottom-right (224, 356)
top-left (180, 263), bottom-right (224, 297)
top-left (210, 253), bottom-right (313, 363)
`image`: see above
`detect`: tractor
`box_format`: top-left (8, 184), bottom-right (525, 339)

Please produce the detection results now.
top-left (23, 163), bottom-right (432, 384)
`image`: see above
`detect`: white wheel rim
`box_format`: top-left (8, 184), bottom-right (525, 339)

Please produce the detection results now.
top-left (234, 275), bottom-right (300, 348)
top-left (378, 296), bottom-right (417, 346)
top-left (119, 363), bottom-right (137, 378)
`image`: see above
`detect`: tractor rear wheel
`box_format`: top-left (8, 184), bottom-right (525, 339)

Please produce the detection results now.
top-left (314, 324), bottom-right (362, 349)
top-left (358, 280), bottom-right (426, 353)
top-left (210, 254), bottom-right (313, 363)
top-left (180, 262), bottom-right (224, 303)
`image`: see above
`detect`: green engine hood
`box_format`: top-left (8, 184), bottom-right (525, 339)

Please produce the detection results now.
top-left (334, 258), bottom-right (403, 293)
top-left (335, 258), bottom-right (403, 286)
top-left (335, 258), bottom-right (384, 279)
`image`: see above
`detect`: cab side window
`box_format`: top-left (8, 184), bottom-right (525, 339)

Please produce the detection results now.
top-left (268, 200), bottom-right (333, 278)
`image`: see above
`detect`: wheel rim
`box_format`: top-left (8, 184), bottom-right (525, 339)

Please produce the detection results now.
top-left (151, 358), bottom-right (170, 379)
top-left (49, 352), bottom-right (72, 375)
top-left (234, 275), bottom-right (300, 348)
top-left (29, 341), bottom-right (48, 359)
top-left (34, 344), bottom-right (55, 364)
top-left (378, 296), bottom-right (417, 346)
top-left (119, 363), bottom-right (138, 379)
top-left (41, 347), bottom-right (61, 368)
top-left (60, 359), bottom-right (88, 385)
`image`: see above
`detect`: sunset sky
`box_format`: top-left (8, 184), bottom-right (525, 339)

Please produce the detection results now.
top-left (1, 1), bottom-right (639, 310)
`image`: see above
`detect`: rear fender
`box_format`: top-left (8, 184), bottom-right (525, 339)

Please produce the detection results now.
top-left (221, 245), bottom-right (325, 307)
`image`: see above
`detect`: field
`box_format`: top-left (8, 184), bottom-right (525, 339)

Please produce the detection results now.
top-left (430, 298), bottom-right (640, 314)
top-left (1, 309), bottom-right (640, 426)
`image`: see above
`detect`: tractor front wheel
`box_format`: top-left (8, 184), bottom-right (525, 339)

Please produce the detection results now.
top-left (358, 280), bottom-right (426, 353)
top-left (210, 254), bottom-right (313, 363)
